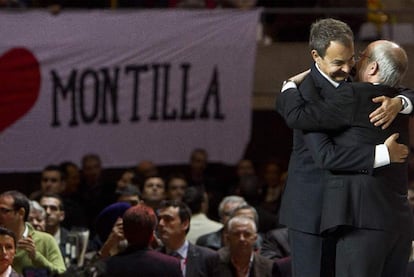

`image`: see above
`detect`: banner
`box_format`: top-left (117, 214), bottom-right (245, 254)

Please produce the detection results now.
top-left (0, 9), bottom-right (260, 172)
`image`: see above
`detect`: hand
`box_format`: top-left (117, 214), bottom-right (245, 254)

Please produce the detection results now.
top-left (288, 69), bottom-right (310, 85)
top-left (18, 236), bottom-right (36, 260)
top-left (370, 96), bottom-right (402, 129)
top-left (384, 133), bottom-right (409, 163)
top-left (99, 218), bottom-right (125, 258)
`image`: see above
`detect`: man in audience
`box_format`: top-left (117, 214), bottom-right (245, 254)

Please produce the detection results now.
top-left (140, 175), bottom-right (166, 211)
top-left (39, 194), bottom-right (70, 258)
top-left (98, 204), bottom-right (182, 277)
top-left (29, 165), bottom-right (66, 201)
top-left (80, 153), bottom-right (115, 234)
top-left (0, 190), bottom-right (66, 275)
top-left (217, 215), bottom-right (279, 277)
top-left (196, 195), bottom-right (246, 250)
top-left (0, 227), bottom-right (21, 277)
top-left (166, 173), bottom-right (188, 202)
top-left (28, 201), bottom-right (46, 232)
top-left (183, 187), bottom-right (222, 244)
top-left (115, 184), bottom-right (141, 206)
top-left (157, 200), bottom-right (219, 277)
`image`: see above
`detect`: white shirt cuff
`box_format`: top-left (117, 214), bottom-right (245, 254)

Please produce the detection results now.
top-left (374, 144), bottom-right (390, 168)
top-left (397, 95), bottom-right (413, 114)
top-left (281, 80), bottom-right (297, 92)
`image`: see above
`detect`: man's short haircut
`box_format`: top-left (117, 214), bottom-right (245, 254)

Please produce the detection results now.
top-left (158, 200), bottom-right (192, 233)
top-left (29, 200), bottom-right (46, 218)
top-left (218, 195), bottom-right (247, 220)
top-left (182, 186), bottom-right (204, 214)
top-left (0, 190), bottom-right (30, 222)
top-left (42, 164), bottom-right (66, 180)
top-left (226, 215), bottom-right (257, 233)
top-left (39, 193), bottom-right (65, 211)
top-left (139, 175), bottom-right (165, 193)
top-left (115, 184), bottom-right (141, 199)
top-left (81, 153), bottom-right (101, 167)
top-left (309, 18), bottom-right (354, 58)
top-left (0, 227), bottom-right (17, 247)
top-left (123, 204), bottom-right (157, 248)
top-left (166, 173), bottom-right (188, 191)
top-left (230, 204), bottom-right (259, 228)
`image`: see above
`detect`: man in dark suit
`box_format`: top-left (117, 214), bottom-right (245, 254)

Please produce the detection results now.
top-left (157, 200), bottom-right (220, 277)
top-left (39, 194), bottom-right (71, 259)
top-left (98, 204), bottom-right (182, 277)
top-left (275, 18), bottom-right (414, 277)
top-left (217, 215), bottom-right (279, 277)
top-left (277, 39), bottom-right (414, 276)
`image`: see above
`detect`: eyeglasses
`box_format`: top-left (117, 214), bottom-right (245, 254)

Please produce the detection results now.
top-left (0, 207), bottom-right (15, 214)
top-left (356, 51), bottom-right (371, 62)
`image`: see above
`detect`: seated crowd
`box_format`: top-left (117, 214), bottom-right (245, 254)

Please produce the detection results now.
top-left (0, 148), bottom-right (294, 276)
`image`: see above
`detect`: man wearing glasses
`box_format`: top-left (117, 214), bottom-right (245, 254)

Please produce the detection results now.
top-left (0, 190), bottom-right (66, 275)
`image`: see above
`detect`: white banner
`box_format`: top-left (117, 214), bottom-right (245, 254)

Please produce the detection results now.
top-left (0, 9), bottom-right (260, 172)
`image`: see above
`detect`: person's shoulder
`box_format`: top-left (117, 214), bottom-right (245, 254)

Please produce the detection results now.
top-left (190, 243), bottom-right (218, 257)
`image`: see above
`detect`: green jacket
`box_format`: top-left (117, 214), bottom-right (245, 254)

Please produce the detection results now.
top-left (13, 223), bottom-right (66, 275)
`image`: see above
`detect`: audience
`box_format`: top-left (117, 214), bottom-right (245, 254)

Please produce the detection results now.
top-left (196, 195), bottom-right (247, 250)
top-left (29, 165), bottom-right (66, 201)
top-left (0, 227), bottom-right (21, 277)
top-left (59, 161), bottom-right (88, 229)
top-left (166, 173), bottom-right (188, 202)
top-left (157, 200), bottom-right (220, 277)
top-left (39, 194), bottom-right (71, 259)
top-left (139, 175), bottom-right (166, 211)
top-left (217, 215), bottom-right (280, 277)
top-left (182, 187), bottom-right (223, 244)
top-left (28, 201), bottom-right (46, 232)
top-left (0, 190), bottom-right (66, 275)
top-left (1, 153), bottom-right (292, 276)
top-left (96, 204), bottom-right (182, 277)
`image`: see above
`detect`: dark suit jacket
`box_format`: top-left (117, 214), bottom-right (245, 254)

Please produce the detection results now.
top-left (260, 227), bottom-right (290, 260)
top-left (100, 246), bottom-right (182, 277)
top-left (217, 247), bottom-right (279, 277)
top-left (276, 64), bottom-right (375, 234)
top-left (276, 65), bottom-right (414, 235)
top-left (159, 242), bottom-right (219, 277)
top-left (186, 243), bottom-right (220, 277)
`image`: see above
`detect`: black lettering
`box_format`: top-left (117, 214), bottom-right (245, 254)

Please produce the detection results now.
top-left (149, 64), bottom-right (160, 121)
top-left (180, 63), bottom-right (196, 120)
top-left (200, 66), bottom-right (225, 120)
top-left (161, 64), bottom-right (177, 120)
top-left (79, 69), bottom-right (100, 124)
top-left (51, 70), bottom-right (78, 127)
top-left (99, 68), bottom-right (120, 124)
top-left (125, 65), bottom-right (149, 122)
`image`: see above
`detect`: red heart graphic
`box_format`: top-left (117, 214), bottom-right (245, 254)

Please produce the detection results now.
top-left (0, 48), bottom-right (40, 133)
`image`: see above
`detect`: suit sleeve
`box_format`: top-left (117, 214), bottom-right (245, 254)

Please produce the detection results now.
top-left (398, 87), bottom-right (414, 115)
top-left (303, 131), bottom-right (375, 174)
top-left (276, 81), bottom-right (354, 131)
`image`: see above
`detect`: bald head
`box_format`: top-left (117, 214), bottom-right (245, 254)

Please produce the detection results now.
top-left (357, 40), bottom-right (408, 87)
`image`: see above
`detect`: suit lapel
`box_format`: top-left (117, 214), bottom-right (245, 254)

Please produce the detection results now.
top-left (186, 244), bottom-right (197, 277)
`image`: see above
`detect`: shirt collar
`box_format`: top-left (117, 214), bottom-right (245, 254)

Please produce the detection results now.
top-left (22, 223), bottom-right (29, 238)
top-left (0, 265), bottom-right (12, 277)
top-left (168, 240), bottom-right (189, 259)
top-left (315, 63), bottom-right (341, 88)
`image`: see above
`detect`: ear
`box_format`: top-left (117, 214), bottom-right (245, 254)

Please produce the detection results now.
top-left (181, 219), bottom-right (190, 232)
top-left (17, 208), bottom-right (25, 221)
top-left (59, 210), bottom-right (65, 222)
top-left (311, 49), bottom-right (321, 63)
top-left (367, 61), bottom-right (379, 76)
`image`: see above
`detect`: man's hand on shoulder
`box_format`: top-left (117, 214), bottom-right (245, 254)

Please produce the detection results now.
top-left (370, 96), bottom-right (402, 129)
top-left (384, 133), bottom-right (409, 163)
